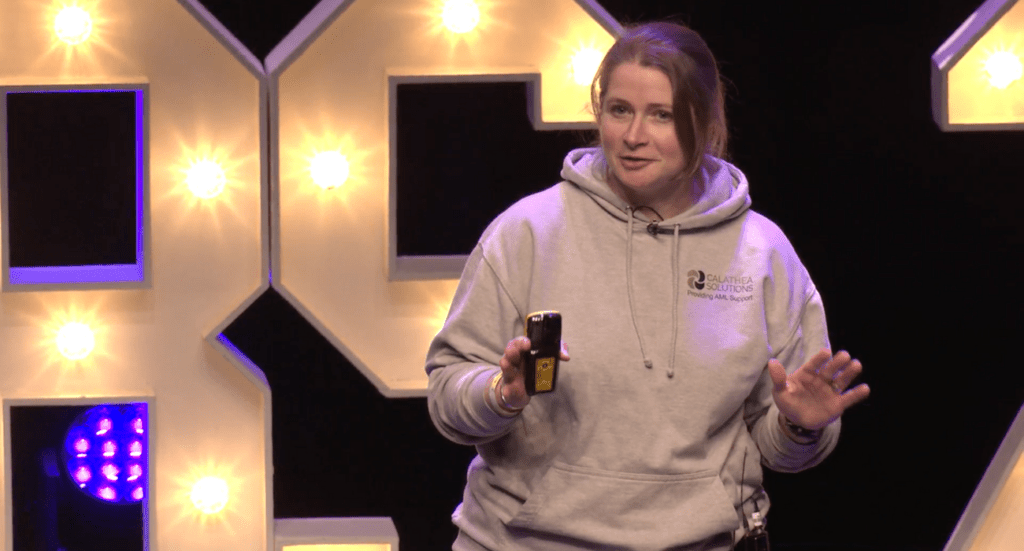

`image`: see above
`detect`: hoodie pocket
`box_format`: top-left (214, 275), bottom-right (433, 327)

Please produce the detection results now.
top-left (507, 462), bottom-right (738, 549)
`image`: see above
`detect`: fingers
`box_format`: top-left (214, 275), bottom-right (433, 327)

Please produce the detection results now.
top-left (802, 348), bottom-right (833, 374)
top-left (830, 357), bottom-right (863, 393)
top-left (767, 359), bottom-right (788, 393)
top-left (559, 340), bottom-right (571, 362)
top-left (816, 350), bottom-right (850, 381)
top-left (497, 337), bottom-right (531, 409)
top-left (499, 336), bottom-right (530, 375)
top-left (839, 382), bottom-right (871, 410)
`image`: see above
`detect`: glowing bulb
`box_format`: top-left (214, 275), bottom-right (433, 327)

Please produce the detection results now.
top-left (571, 48), bottom-right (604, 86)
top-left (190, 476), bottom-right (229, 514)
top-left (985, 51), bottom-right (1023, 89)
top-left (132, 417), bottom-right (144, 434)
top-left (54, 6), bottom-right (92, 45)
top-left (74, 466), bottom-right (91, 484)
top-left (127, 464), bottom-right (143, 482)
top-left (131, 486), bottom-right (144, 501)
top-left (102, 441), bottom-right (116, 457)
top-left (74, 438), bottom-right (90, 455)
top-left (184, 159), bottom-right (227, 199)
top-left (56, 322), bottom-right (94, 360)
top-left (442, 0), bottom-right (480, 34)
top-left (98, 486), bottom-right (116, 501)
top-left (129, 441), bottom-right (143, 457)
top-left (102, 463), bottom-right (119, 481)
top-left (96, 418), bottom-right (112, 435)
top-left (309, 151), bottom-right (350, 190)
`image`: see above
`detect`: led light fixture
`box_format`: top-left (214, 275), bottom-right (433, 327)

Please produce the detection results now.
top-left (309, 150), bottom-right (350, 190)
top-left (56, 321), bottom-right (95, 360)
top-left (441, 0), bottom-right (480, 34)
top-left (570, 47), bottom-right (604, 86)
top-left (185, 159), bottom-right (227, 198)
top-left (190, 476), bottom-right (230, 514)
top-left (54, 5), bottom-right (93, 45)
top-left (63, 403), bottom-right (148, 504)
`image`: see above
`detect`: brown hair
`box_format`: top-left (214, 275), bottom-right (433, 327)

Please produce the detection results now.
top-left (591, 22), bottom-right (728, 178)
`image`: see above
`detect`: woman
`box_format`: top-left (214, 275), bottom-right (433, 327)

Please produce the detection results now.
top-left (426, 21), bottom-right (869, 551)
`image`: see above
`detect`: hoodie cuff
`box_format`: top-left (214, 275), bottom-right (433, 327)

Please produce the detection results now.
top-left (468, 368), bottom-right (522, 427)
top-left (761, 403), bottom-right (840, 472)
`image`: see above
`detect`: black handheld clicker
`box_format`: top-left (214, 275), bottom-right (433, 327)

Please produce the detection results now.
top-left (523, 311), bottom-right (561, 395)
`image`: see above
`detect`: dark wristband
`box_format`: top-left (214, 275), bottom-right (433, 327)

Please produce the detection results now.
top-left (782, 415), bottom-right (822, 442)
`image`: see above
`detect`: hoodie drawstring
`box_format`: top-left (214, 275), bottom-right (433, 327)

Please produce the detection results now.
top-left (625, 208), bottom-right (654, 370)
top-left (667, 224), bottom-right (680, 379)
top-left (626, 208), bottom-right (679, 378)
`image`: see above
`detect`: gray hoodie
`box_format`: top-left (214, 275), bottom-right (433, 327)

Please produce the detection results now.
top-left (426, 148), bottom-right (839, 551)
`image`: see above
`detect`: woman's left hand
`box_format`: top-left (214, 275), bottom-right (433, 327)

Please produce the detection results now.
top-left (767, 349), bottom-right (870, 430)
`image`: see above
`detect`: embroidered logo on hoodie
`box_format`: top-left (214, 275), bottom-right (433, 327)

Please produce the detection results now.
top-left (686, 269), bottom-right (755, 302)
top-left (686, 270), bottom-right (706, 290)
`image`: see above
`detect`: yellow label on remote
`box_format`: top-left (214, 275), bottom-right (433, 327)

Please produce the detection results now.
top-left (536, 357), bottom-right (555, 391)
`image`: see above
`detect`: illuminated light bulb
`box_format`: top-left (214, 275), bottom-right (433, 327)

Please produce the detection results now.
top-left (74, 438), bottom-right (90, 455)
top-left (132, 417), bottom-right (144, 434)
top-left (102, 441), bottom-right (116, 457)
top-left (131, 486), bottom-right (144, 501)
top-left (571, 48), bottom-right (605, 86)
top-left (985, 51), bottom-right (1023, 89)
top-left (190, 476), bottom-right (229, 514)
top-left (98, 486), bottom-right (116, 501)
top-left (96, 418), bottom-right (112, 435)
top-left (56, 322), bottom-right (94, 360)
top-left (74, 466), bottom-right (91, 484)
top-left (54, 6), bottom-right (92, 45)
top-left (441, 0), bottom-right (480, 34)
top-left (127, 464), bottom-right (143, 482)
top-left (309, 151), bottom-right (350, 190)
top-left (184, 159), bottom-right (227, 199)
top-left (102, 463), bottom-right (119, 481)
top-left (129, 440), bottom-right (143, 457)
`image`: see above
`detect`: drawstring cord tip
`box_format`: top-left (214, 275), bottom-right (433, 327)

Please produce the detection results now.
top-left (643, 359), bottom-right (653, 369)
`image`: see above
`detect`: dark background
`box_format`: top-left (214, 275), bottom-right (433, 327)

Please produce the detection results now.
top-left (210, 0), bottom-right (1024, 550)
top-left (7, 0), bottom-right (1021, 550)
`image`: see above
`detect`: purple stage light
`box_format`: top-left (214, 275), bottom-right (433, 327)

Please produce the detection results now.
top-left (98, 486), bottom-right (117, 501)
top-left (74, 466), bottom-right (91, 485)
top-left (63, 403), bottom-right (148, 504)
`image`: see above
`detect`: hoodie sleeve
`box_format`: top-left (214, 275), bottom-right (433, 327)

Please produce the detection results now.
top-left (744, 230), bottom-right (840, 472)
top-left (425, 241), bottom-right (527, 446)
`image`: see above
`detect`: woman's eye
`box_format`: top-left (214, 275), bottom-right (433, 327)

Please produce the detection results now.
top-left (654, 110), bottom-right (673, 121)
top-left (609, 104), bottom-right (629, 116)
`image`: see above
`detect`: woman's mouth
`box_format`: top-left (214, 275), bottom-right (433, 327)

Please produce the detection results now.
top-left (619, 156), bottom-right (653, 170)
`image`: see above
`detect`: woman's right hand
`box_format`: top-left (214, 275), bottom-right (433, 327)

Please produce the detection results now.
top-left (496, 337), bottom-right (532, 410)
top-left (496, 337), bottom-right (570, 411)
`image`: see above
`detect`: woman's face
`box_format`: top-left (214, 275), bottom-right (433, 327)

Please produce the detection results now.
top-left (598, 62), bottom-right (688, 212)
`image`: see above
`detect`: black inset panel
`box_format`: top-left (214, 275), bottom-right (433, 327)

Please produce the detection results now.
top-left (395, 81), bottom-right (588, 257)
top-left (9, 405), bottom-right (144, 551)
top-left (6, 91), bottom-right (137, 267)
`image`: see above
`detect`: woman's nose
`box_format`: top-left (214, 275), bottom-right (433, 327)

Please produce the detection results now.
top-left (623, 118), bottom-right (646, 147)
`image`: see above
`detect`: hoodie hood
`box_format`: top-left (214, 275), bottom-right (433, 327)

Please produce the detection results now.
top-left (560, 147), bottom-right (751, 231)
top-left (559, 147), bottom-right (753, 380)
